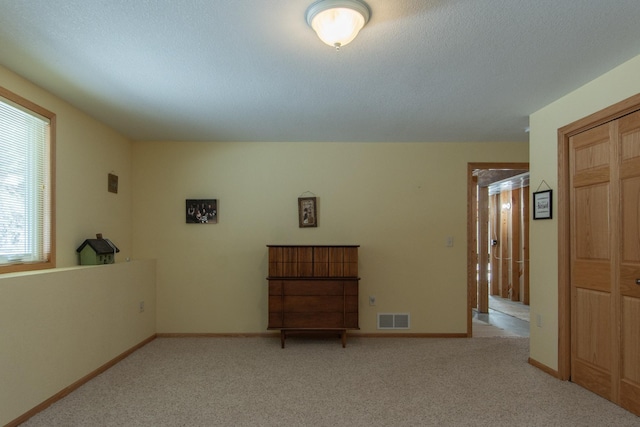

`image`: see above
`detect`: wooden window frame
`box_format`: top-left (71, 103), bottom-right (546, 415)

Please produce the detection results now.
top-left (0, 86), bottom-right (56, 274)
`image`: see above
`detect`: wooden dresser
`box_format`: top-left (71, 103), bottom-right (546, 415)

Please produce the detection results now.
top-left (267, 245), bottom-right (360, 348)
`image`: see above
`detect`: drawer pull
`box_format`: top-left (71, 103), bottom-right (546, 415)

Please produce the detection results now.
top-left (636, 278), bottom-right (640, 285)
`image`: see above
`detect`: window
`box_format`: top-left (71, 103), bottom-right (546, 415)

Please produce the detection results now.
top-left (0, 87), bottom-right (55, 273)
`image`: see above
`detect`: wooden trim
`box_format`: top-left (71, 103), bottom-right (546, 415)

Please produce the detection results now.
top-left (157, 332), bottom-right (278, 338)
top-left (556, 92), bottom-right (640, 382)
top-left (528, 357), bottom-right (561, 379)
top-left (511, 188), bottom-right (521, 301)
top-left (609, 120), bottom-right (621, 403)
top-left (0, 260), bottom-right (55, 274)
top-left (5, 334), bottom-right (156, 427)
top-left (0, 85), bottom-right (57, 275)
top-left (466, 163), bottom-right (476, 336)
top-left (352, 332), bottom-right (468, 338)
top-left (266, 245), bottom-right (360, 248)
top-left (478, 185), bottom-right (489, 313)
top-left (471, 174), bottom-right (478, 311)
top-left (557, 127), bottom-right (572, 381)
top-left (558, 92), bottom-right (640, 138)
top-left (49, 113), bottom-right (57, 269)
top-left (0, 86), bottom-right (55, 119)
top-left (158, 332), bottom-right (469, 339)
top-left (522, 186), bottom-right (530, 305)
top-left (500, 191), bottom-right (510, 298)
top-left (489, 194), bottom-right (500, 295)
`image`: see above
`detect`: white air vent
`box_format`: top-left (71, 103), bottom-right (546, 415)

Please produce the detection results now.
top-left (377, 313), bottom-right (410, 329)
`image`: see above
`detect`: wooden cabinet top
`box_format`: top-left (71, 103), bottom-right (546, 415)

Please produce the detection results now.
top-left (267, 244), bottom-right (360, 248)
top-left (268, 245), bottom-right (359, 278)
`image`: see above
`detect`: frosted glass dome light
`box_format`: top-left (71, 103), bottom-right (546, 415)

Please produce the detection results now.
top-left (306, 0), bottom-right (370, 49)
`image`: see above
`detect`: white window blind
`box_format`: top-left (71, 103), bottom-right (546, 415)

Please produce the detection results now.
top-left (0, 96), bottom-right (51, 265)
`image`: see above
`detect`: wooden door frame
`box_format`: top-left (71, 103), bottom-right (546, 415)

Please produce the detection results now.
top-left (557, 92), bottom-right (640, 380)
top-left (466, 162), bottom-right (529, 336)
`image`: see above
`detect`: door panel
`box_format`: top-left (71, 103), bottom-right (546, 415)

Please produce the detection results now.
top-left (574, 184), bottom-right (610, 260)
top-left (621, 176), bottom-right (640, 261)
top-left (621, 297), bottom-right (640, 382)
top-left (573, 286), bottom-right (612, 401)
top-left (573, 128), bottom-right (610, 171)
top-left (574, 288), bottom-right (612, 371)
top-left (572, 356), bottom-right (612, 400)
top-left (620, 296), bottom-right (640, 413)
top-left (617, 110), bottom-right (640, 415)
top-left (570, 124), bottom-right (615, 402)
top-left (572, 260), bottom-right (610, 292)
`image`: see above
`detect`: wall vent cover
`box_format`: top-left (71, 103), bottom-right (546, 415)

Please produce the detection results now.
top-left (377, 313), bottom-right (410, 329)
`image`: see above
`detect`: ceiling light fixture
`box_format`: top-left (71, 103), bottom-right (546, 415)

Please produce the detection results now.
top-left (306, 0), bottom-right (370, 50)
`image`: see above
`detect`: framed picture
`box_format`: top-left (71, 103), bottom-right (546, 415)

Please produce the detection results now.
top-left (186, 199), bottom-right (218, 224)
top-left (298, 197), bottom-right (317, 228)
top-left (533, 190), bottom-right (552, 220)
top-left (108, 173), bottom-right (118, 194)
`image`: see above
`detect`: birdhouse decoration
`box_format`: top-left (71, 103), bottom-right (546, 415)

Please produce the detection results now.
top-left (76, 234), bottom-right (120, 265)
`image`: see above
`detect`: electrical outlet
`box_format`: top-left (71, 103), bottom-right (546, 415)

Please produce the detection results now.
top-left (369, 295), bottom-right (376, 306)
top-left (139, 301), bottom-right (145, 313)
top-left (536, 313), bottom-right (542, 328)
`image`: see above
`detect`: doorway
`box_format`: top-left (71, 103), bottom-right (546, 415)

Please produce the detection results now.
top-left (467, 162), bottom-right (530, 337)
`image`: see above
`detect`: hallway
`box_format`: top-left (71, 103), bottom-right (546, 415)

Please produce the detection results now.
top-left (473, 296), bottom-right (529, 337)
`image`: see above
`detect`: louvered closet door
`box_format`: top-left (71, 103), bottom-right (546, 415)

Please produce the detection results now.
top-left (570, 110), bottom-right (640, 416)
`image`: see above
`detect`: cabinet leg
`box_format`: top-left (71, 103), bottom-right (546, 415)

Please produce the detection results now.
top-left (281, 330), bottom-right (285, 349)
top-left (341, 330), bottom-right (346, 348)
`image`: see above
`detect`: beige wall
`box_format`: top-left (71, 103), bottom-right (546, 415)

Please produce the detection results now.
top-left (0, 65), bottom-right (133, 266)
top-left (528, 54), bottom-right (640, 370)
top-left (132, 141), bottom-right (529, 334)
top-left (0, 66), bottom-right (155, 426)
top-left (0, 261), bottom-right (157, 425)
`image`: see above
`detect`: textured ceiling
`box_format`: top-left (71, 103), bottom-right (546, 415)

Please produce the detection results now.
top-left (1, 0), bottom-right (640, 143)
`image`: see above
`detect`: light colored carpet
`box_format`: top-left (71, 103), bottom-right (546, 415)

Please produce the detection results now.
top-left (21, 337), bottom-right (639, 426)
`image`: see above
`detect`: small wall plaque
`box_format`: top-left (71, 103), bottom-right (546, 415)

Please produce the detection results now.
top-left (298, 197), bottom-right (317, 228)
top-left (108, 173), bottom-right (118, 194)
top-left (533, 189), bottom-right (552, 220)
